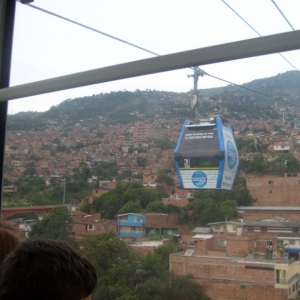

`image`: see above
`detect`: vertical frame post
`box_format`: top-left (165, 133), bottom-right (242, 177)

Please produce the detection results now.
top-left (0, 0), bottom-right (16, 218)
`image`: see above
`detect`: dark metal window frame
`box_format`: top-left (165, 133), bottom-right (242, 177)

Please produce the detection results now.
top-left (0, 0), bottom-right (16, 218)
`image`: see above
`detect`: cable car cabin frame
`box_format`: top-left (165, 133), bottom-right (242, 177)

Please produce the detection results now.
top-left (174, 116), bottom-right (239, 190)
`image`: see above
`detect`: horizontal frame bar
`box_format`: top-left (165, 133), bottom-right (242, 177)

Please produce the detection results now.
top-left (1, 30), bottom-right (300, 102)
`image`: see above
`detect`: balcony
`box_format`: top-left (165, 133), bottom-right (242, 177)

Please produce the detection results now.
top-left (276, 273), bottom-right (299, 286)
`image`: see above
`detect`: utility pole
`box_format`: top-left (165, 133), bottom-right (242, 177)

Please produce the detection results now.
top-left (187, 67), bottom-right (205, 123)
top-left (63, 179), bottom-right (66, 205)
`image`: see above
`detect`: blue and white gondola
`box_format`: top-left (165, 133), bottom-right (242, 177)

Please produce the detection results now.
top-left (174, 117), bottom-right (239, 190)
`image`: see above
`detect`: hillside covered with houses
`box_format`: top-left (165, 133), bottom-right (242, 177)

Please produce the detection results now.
top-left (4, 70), bottom-right (300, 300)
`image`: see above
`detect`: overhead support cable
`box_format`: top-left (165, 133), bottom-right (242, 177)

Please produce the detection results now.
top-left (16, 1), bottom-right (160, 57)
top-left (271, 0), bottom-right (295, 31)
top-left (204, 72), bottom-right (296, 107)
top-left (221, 0), bottom-right (261, 36)
top-left (221, 0), bottom-right (299, 72)
top-left (1, 30), bottom-right (300, 102)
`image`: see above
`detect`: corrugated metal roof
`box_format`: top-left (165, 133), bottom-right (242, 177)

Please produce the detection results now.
top-left (192, 234), bottom-right (213, 240)
top-left (246, 221), bottom-right (300, 228)
top-left (192, 227), bottom-right (211, 234)
top-left (238, 206), bottom-right (300, 211)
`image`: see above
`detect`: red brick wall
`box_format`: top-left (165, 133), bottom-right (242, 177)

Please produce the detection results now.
top-left (162, 198), bottom-right (190, 207)
top-left (247, 175), bottom-right (300, 206)
top-left (202, 282), bottom-right (287, 300)
top-left (170, 256), bottom-right (274, 285)
top-left (196, 238), bottom-right (212, 254)
top-left (145, 213), bottom-right (179, 227)
top-left (170, 255), bottom-right (286, 299)
top-left (212, 235), bottom-right (228, 251)
top-left (226, 235), bottom-right (253, 256)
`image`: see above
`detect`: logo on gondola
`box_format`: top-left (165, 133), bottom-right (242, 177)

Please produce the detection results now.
top-left (227, 140), bottom-right (237, 169)
top-left (192, 171), bottom-right (207, 187)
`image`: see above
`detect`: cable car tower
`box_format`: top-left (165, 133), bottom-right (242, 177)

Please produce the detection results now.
top-left (187, 66), bottom-right (205, 123)
top-left (174, 67), bottom-right (239, 190)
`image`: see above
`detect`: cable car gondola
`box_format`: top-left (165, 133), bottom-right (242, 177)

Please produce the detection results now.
top-left (174, 116), bottom-right (239, 190)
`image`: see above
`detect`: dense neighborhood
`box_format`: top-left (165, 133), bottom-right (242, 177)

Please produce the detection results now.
top-left (3, 84), bottom-right (300, 300)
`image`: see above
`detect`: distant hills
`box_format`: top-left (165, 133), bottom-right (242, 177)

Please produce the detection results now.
top-left (6, 71), bottom-right (300, 131)
top-left (200, 70), bottom-right (300, 106)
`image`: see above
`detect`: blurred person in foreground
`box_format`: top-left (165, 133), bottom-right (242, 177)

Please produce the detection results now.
top-left (0, 226), bottom-right (21, 265)
top-left (0, 239), bottom-right (97, 300)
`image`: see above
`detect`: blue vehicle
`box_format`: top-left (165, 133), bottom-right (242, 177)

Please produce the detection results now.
top-left (174, 116), bottom-right (239, 190)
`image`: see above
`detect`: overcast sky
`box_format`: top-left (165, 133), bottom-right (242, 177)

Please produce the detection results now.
top-left (8, 0), bottom-right (300, 114)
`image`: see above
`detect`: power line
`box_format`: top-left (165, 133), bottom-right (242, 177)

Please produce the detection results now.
top-left (221, 0), bottom-right (299, 72)
top-left (221, 0), bottom-right (261, 36)
top-left (22, 2), bottom-right (160, 57)
top-left (271, 0), bottom-right (295, 31)
top-left (203, 71), bottom-right (299, 108)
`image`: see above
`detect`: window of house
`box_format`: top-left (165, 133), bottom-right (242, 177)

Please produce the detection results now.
top-left (87, 225), bottom-right (94, 231)
top-left (119, 215), bottom-right (128, 222)
top-left (149, 229), bottom-right (155, 235)
top-left (247, 226), bottom-right (254, 232)
top-left (289, 240), bottom-right (296, 245)
top-left (168, 230), bottom-right (173, 234)
top-left (219, 240), bottom-right (226, 247)
top-left (215, 225), bottom-right (220, 230)
top-left (261, 226), bottom-right (267, 232)
top-left (292, 228), bottom-right (299, 233)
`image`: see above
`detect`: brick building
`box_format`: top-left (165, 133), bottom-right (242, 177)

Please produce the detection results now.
top-left (238, 206), bottom-right (300, 223)
top-left (170, 230), bottom-right (299, 300)
top-left (247, 173), bottom-right (300, 206)
top-left (70, 211), bottom-right (117, 240)
top-left (118, 212), bottom-right (180, 240)
top-left (132, 124), bottom-right (153, 143)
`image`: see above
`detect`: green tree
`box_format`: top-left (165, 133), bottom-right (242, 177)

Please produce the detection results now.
top-left (79, 233), bottom-right (137, 300)
top-left (219, 200), bottom-right (237, 221)
top-left (24, 162), bottom-right (37, 178)
top-left (118, 200), bottom-right (142, 215)
top-left (79, 203), bottom-right (92, 214)
top-left (137, 156), bottom-right (148, 168)
top-left (155, 169), bottom-right (174, 187)
top-left (29, 206), bottom-right (73, 243)
top-left (153, 138), bottom-right (176, 150)
top-left (146, 200), bottom-right (166, 213)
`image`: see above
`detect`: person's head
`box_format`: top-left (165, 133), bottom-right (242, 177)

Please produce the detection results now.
top-left (0, 239), bottom-right (97, 300)
top-left (0, 228), bottom-right (21, 265)
top-left (0, 220), bottom-right (18, 233)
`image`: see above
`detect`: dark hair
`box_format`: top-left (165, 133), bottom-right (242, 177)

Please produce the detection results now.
top-left (0, 239), bottom-right (97, 300)
top-left (0, 228), bottom-right (21, 265)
